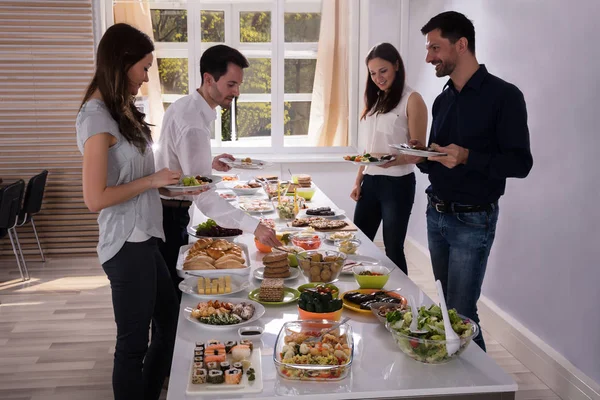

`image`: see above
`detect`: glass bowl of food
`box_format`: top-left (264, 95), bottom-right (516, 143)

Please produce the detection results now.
top-left (272, 198), bottom-right (302, 220)
top-left (352, 264), bottom-right (391, 289)
top-left (261, 180), bottom-right (290, 200)
top-left (334, 238), bottom-right (361, 255)
top-left (295, 186), bottom-right (316, 201)
top-left (297, 250), bottom-right (346, 283)
top-left (273, 319), bottom-right (353, 381)
top-left (385, 305), bottom-right (479, 364)
top-left (290, 231), bottom-right (324, 251)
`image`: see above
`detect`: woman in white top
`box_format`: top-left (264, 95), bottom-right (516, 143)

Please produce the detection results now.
top-left (351, 43), bottom-right (428, 275)
top-left (76, 23), bottom-right (183, 400)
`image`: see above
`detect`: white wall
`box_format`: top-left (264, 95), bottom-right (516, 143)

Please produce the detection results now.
top-left (404, 0), bottom-right (600, 385)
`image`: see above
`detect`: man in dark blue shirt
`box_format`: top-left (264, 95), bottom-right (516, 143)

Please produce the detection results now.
top-left (416, 11), bottom-right (533, 351)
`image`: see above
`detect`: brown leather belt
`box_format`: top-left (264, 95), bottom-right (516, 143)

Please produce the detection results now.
top-left (427, 194), bottom-right (495, 214)
top-left (161, 199), bottom-right (192, 208)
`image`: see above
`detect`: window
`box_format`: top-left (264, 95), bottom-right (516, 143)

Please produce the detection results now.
top-left (111, 0), bottom-right (358, 152)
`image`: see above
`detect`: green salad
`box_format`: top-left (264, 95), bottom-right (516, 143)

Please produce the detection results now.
top-left (386, 305), bottom-right (475, 363)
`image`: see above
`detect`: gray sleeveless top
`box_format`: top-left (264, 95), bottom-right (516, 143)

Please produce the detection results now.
top-left (76, 99), bottom-right (164, 264)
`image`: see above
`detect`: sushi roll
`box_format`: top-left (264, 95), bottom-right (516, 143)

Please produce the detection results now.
top-left (239, 339), bottom-right (254, 351)
top-left (219, 361), bottom-right (230, 372)
top-left (193, 356), bottom-right (203, 364)
top-left (195, 342), bottom-right (205, 349)
top-left (232, 362), bottom-right (243, 371)
top-left (230, 345), bottom-right (252, 362)
top-left (192, 368), bottom-right (207, 384)
top-left (206, 361), bottom-right (218, 371)
top-left (224, 368), bottom-right (242, 384)
top-left (208, 369), bottom-right (224, 384)
top-left (193, 361), bottom-right (204, 370)
top-left (225, 340), bottom-right (237, 353)
top-left (207, 339), bottom-right (221, 347)
top-left (194, 349), bottom-right (204, 358)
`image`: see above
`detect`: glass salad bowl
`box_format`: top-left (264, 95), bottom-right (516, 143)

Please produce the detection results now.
top-left (273, 319), bottom-right (354, 381)
top-left (385, 307), bottom-right (479, 364)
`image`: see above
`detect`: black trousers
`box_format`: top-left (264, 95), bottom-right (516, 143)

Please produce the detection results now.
top-left (159, 203), bottom-right (191, 302)
top-left (102, 238), bottom-right (179, 400)
top-left (353, 173), bottom-right (416, 275)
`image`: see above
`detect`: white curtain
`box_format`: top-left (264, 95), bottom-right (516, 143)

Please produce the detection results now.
top-left (114, 2), bottom-right (165, 141)
top-left (307, 0), bottom-right (349, 147)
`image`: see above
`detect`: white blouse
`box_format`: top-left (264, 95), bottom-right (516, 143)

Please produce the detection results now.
top-left (363, 86), bottom-right (415, 177)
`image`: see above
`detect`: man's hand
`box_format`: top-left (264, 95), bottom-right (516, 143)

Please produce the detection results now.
top-left (254, 223), bottom-right (282, 248)
top-left (428, 143), bottom-right (469, 169)
top-left (212, 153), bottom-right (234, 172)
top-left (350, 183), bottom-right (361, 201)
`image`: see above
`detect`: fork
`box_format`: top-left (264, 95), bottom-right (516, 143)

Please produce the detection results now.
top-left (304, 317), bottom-right (350, 344)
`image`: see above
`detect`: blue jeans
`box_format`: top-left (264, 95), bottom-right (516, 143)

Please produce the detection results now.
top-left (102, 238), bottom-right (179, 400)
top-left (426, 203), bottom-right (499, 351)
top-left (354, 173), bottom-right (416, 274)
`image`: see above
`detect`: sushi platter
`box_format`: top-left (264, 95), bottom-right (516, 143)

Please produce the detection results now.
top-left (185, 299), bottom-right (266, 329)
top-left (186, 339), bottom-right (263, 395)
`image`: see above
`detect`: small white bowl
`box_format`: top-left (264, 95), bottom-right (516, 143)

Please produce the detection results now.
top-left (238, 326), bottom-right (264, 340)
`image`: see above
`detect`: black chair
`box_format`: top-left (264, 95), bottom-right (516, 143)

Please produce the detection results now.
top-left (0, 180), bottom-right (29, 281)
top-left (16, 170), bottom-right (48, 262)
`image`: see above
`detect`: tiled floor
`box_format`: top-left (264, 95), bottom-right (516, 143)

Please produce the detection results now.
top-left (0, 253), bottom-right (561, 399)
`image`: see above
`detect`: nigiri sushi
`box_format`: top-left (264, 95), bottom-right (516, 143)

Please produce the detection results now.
top-left (230, 344), bottom-right (251, 361)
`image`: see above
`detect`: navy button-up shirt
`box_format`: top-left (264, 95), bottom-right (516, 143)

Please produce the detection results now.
top-left (418, 65), bottom-right (533, 205)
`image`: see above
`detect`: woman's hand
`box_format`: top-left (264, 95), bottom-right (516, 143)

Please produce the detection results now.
top-left (350, 183), bottom-right (361, 201)
top-left (212, 153), bottom-right (234, 172)
top-left (149, 168), bottom-right (181, 189)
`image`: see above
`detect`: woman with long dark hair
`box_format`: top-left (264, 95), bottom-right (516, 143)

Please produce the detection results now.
top-left (351, 42), bottom-right (428, 275)
top-left (76, 23), bottom-right (180, 399)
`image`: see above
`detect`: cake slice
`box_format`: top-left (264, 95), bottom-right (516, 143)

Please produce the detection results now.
top-left (259, 278), bottom-right (284, 302)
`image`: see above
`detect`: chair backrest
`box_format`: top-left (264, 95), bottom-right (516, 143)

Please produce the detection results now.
top-left (0, 180), bottom-right (25, 230)
top-left (21, 170), bottom-right (48, 215)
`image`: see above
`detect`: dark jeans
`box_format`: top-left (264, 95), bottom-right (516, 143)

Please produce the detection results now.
top-left (353, 173), bottom-right (416, 274)
top-left (426, 203), bottom-right (499, 351)
top-left (159, 203), bottom-right (191, 301)
top-left (102, 238), bottom-right (179, 400)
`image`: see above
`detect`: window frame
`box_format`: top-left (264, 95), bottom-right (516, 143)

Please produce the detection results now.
top-left (104, 0), bottom-right (360, 154)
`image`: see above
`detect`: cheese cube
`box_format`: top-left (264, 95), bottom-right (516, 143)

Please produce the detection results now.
top-left (197, 277), bottom-right (205, 294)
top-left (224, 276), bottom-right (231, 293)
top-left (211, 279), bottom-right (219, 294)
top-left (218, 277), bottom-right (225, 294)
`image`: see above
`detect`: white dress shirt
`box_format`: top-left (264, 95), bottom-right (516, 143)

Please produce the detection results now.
top-left (154, 90), bottom-right (259, 234)
top-left (363, 86), bottom-right (415, 177)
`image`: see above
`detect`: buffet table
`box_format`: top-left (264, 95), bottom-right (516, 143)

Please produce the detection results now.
top-left (167, 184), bottom-right (517, 399)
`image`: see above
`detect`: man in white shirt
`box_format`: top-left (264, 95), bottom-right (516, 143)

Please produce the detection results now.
top-left (155, 45), bottom-right (280, 293)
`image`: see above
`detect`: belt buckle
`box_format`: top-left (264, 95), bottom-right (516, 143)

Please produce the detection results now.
top-left (434, 202), bottom-right (446, 213)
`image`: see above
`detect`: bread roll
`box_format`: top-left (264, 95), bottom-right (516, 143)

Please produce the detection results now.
top-left (183, 260), bottom-right (216, 270)
top-left (214, 260), bottom-right (244, 269)
top-left (215, 254), bottom-right (245, 264)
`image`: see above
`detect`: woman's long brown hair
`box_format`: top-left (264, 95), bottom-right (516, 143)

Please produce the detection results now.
top-left (80, 23), bottom-right (154, 153)
top-left (360, 43), bottom-right (406, 120)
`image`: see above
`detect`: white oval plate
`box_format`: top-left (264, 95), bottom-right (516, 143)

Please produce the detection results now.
top-left (219, 158), bottom-right (273, 170)
top-left (178, 275), bottom-right (250, 298)
top-left (341, 255), bottom-right (381, 275)
top-left (296, 208), bottom-right (345, 219)
top-left (389, 144), bottom-right (447, 157)
top-left (230, 186), bottom-right (261, 196)
top-left (187, 226), bottom-right (242, 241)
top-left (324, 231), bottom-right (356, 243)
top-left (347, 158), bottom-right (395, 166)
top-left (184, 298), bottom-right (265, 329)
top-left (253, 267), bottom-right (300, 281)
top-left (239, 203), bottom-right (275, 213)
top-left (164, 175), bottom-right (223, 191)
